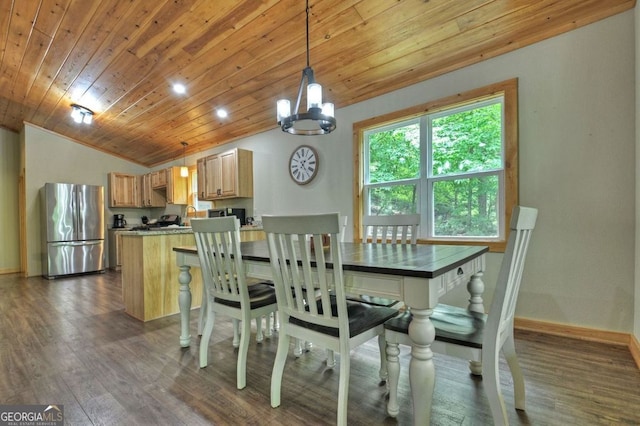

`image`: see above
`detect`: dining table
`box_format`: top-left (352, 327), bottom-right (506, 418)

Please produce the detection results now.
top-left (173, 240), bottom-right (488, 426)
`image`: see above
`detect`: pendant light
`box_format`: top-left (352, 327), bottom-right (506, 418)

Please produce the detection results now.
top-left (276, 0), bottom-right (336, 135)
top-left (180, 142), bottom-right (189, 178)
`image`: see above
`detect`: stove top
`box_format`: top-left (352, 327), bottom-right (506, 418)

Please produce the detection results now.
top-left (130, 224), bottom-right (161, 231)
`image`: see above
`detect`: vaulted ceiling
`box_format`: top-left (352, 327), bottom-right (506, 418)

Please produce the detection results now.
top-left (0, 0), bottom-right (634, 167)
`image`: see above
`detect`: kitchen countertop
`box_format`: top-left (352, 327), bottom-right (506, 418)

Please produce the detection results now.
top-left (115, 226), bottom-right (263, 236)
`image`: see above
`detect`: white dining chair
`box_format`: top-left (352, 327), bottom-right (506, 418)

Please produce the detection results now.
top-left (362, 213), bottom-right (420, 245)
top-left (191, 216), bottom-right (278, 389)
top-left (347, 214), bottom-right (421, 308)
top-left (263, 213), bottom-right (399, 426)
top-left (384, 206), bottom-right (538, 425)
top-left (290, 214), bottom-right (348, 359)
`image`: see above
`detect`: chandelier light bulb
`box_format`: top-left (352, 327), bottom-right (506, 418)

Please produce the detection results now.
top-left (277, 99), bottom-right (291, 123)
top-left (307, 83), bottom-right (322, 110)
top-left (322, 103), bottom-right (334, 117)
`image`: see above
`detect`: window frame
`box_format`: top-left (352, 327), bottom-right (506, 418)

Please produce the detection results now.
top-left (353, 79), bottom-right (518, 252)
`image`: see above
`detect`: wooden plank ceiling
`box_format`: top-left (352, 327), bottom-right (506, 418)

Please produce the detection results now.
top-left (0, 0), bottom-right (634, 167)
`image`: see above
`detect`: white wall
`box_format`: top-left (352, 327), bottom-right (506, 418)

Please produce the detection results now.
top-left (0, 128), bottom-right (20, 273)
top-left (18, 11), bottom-right (635, 334)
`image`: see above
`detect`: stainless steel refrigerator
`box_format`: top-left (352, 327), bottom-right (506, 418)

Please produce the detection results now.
top-left (41, 183), bottom-right (105, 279)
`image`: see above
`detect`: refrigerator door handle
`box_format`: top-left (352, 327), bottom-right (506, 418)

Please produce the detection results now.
top-left (50, 241), bottom-right (102, 247)
top-left (74, 186), bottom-right (81, 241)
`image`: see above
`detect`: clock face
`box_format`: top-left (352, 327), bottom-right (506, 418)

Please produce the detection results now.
top-left (289, 145), bottom-right (318, 185)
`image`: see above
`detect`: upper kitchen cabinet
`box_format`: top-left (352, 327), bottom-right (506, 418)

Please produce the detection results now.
top-left (166, 166), bottom-right (188, 204)
top-left (197, 157), bottom-right (206, 200)
top-left (151, 169), bottom-right (167, 188)
top-left (138, 174), bottom-right (166, 207)
top-left (109, 172), bottom-right (138, 208)
top-left (199, 148), bottom-right (253, 200)
top-left (203, 154), bottom-right (221, 199)
top-left (109, 167), bottom-right (186, 208)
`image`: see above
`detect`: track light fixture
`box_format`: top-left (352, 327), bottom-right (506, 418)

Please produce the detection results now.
top-left (70, 104), bottom-right (94, 124)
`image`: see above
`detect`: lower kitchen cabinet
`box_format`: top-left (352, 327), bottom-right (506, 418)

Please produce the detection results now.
top-left (119, 228), bottom-right (261, 321)
top-left (120, 232), bottom-right (203, 321)
top-left (240, 228), bottom-right (265, 242)
top-left (108, 229), bottom-right (125, 270)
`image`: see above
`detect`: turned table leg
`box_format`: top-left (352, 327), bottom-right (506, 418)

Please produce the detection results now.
top-left (408, 307), bottom-right (436, 426)
top-left (467, 272), bottom-right (486, 374)
top-left (178, 264), bottom-right (193, 347)
top-left (467, 271), bottom-right (485, 313)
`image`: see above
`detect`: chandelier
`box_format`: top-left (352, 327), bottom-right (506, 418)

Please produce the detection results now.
top-left (276, 0), bottom-right (336, 135)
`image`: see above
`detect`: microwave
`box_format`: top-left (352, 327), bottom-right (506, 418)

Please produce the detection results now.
top-left (208, 208), bottom-right (246, 226)
top-left (207, 209), bottom-right (225, 218)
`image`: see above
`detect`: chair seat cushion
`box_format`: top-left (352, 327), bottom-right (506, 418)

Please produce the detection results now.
top-left (214, 282), bottom-right (277, 309)
top-left (384, 304), bottom-right (487, 349)
top-left (346, 294), bottom-right (399, 308)
top-left (290, 296), bottom-right (398, 338)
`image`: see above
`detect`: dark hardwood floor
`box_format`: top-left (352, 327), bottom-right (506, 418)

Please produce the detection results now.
top-left (1, 271), bottom-right (638, 425)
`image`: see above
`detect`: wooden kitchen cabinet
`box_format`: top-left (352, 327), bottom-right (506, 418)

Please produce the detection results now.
top-left (197, 157), bottom-right (206, 199)
top-left (108, 229), bottom-right (126, 270)
top-left (166, 166), bottom-right (188, 204)
top-left (199, 148), bottom-right (253, 200)
top-left (151, 169), bottom-right (167, 188)
top-left (108, 167), bottom-right (187, 207)
top-left (138, 174), bottom-right (166, 207)
top-left (121, 232), bottom-right (203, 321)
top-left (108, 172), bottom-right (138, 207)
top-left (203, 154), bottom-right (221, 199)
top-left (240, 228), bottom-right (265, 242)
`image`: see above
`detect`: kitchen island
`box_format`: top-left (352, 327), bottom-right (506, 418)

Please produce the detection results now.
top-left (120, 226), bottom-right (264, 321)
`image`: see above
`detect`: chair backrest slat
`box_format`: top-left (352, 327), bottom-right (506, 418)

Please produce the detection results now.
top-left (192, 216), bottom-right (247, 304)
top-left (263, 213), bottom-right (346, 333)
top-left (363, 214), bottom-right (420, 245)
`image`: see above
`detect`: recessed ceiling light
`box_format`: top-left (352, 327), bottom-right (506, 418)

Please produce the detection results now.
top-left (216, 109), bottom-right (228, 119)
top-left (172, 83), bottom-right (186, 94)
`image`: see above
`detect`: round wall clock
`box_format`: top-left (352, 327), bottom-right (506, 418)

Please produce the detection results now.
top-left (289, 145), bottom-right (319, 185)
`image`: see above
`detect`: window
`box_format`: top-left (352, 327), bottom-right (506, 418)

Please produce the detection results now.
top-left (354, 79), bottom-right (518, 252)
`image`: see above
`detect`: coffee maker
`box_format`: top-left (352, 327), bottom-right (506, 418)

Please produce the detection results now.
top-left (113, 214), bottom-right (126, 228)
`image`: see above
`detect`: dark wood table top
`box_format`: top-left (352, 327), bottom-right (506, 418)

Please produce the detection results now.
top-left (174, 241), bottom-right (488, 280)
